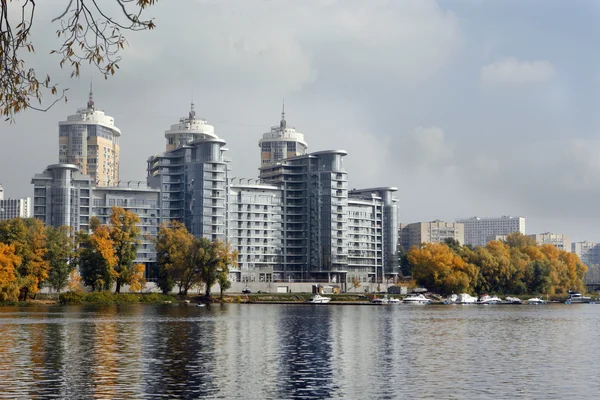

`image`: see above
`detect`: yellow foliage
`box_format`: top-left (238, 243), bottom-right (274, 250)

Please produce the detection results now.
top-left (68, 269), bottom-right (84, 293)
top-left (128, 264), bottom-right (146, 293)
top-left (0, 244), bottom-right (21, 302)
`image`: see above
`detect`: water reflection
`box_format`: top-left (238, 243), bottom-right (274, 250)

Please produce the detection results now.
top-left (1, 304), bottom-right (600, 399)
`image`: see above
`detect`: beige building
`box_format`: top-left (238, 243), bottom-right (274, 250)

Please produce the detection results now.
top-left (58, 87), bottom-right (120, 187)
top-left (399, 220), bottom-right (464, 251)
top-left (258, 106), bottom-right (308, 167)
top-left (164, 102), bottom-right (217, 152)
top-left (528, 232), bottom-right (571, 251)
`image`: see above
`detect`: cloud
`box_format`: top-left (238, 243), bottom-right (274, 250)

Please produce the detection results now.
top-left (480, 58), bottom-right (556, 86)
top-left (392, 126), bottom-right (455, 175)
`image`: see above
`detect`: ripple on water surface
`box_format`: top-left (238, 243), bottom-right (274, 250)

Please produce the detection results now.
top-left (0, 303), bottom-right (599, 399)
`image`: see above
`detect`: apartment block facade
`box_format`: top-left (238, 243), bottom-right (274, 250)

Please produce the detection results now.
top-left (457, 216), bottom-right (525, 247)
top-left (0, 184), bottom-right (32, 221)
top-left (399, 220), bottom-right (464, 251)
top-left (528, 232), bottom-right (571, 252)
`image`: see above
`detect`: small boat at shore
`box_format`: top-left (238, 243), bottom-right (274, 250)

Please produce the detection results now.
top-left (504, 296), bottom-right (523, 304)
top-left (456, 293), bottom-right (477, 304)
top-left (527, 297), bottom-right (546, 304)
top-left (565, 291), bottom-right (592, 304)
top-left (478, 294), bottom-right (502, 304)
top-left (402, 294), bottom-right (431, 305)
top-left (307, 294), bottom-right (331, 304)
top-left (388, 297), bottom-right (401, 304)
top-left (444, 294), bottom-right (459, 304)
top-left (371, 295), bottom-right (389, 304)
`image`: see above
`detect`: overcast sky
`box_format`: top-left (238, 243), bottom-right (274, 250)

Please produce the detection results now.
top-left (1, 0), bottom-right (599, 242)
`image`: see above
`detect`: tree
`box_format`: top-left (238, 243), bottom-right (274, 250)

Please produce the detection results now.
top-left (128, 263), bottom-right (146, 293)
top-left (78, 225), bottom-right (116, 291)
top-left (0, 218), bottom-right (49, 300)
top-left (217, 270), bottom-right (231, 300)
top-left (202, 240), bottom-right (238, 297)
top-left (45, 226), bottom-right (77, 293)
top-left (154, 221), bottom-right (190, 294)
top-left (108, 207), bottom-right (141, 293)
top-left (408, 243), bottom-right (478, 295)
top-left (0, 243), bottom-right (20, 302)
top-left (1, 0), bottom-right (157, 121)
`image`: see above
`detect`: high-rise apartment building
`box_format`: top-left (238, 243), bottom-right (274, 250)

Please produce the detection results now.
top-left (148, 107), bottom-right (229, 241)
top-left (228, 183), bottom-right (282, 283)
top-left (457, 216), bottom-right (525, 247)
top-left (0, 184), bottom-right (32, 221)
top-left (58, 87), bottom-right (120, 187)
top-left (399, 220), bottom-right (464, 251)
top-left (258, 107), bottom-right (308, 167)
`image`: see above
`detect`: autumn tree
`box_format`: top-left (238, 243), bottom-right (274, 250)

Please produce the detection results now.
top-left (0, 243), bottom-right (20, 302)
top-left (45, 225), bottom-right (77, 293)
top-left (202, 239), bottom-right (238, 297)
top-left (1, 0), bottom-right (157, 121)
top-left (154, 221), bottom-right (188, 294)
top-left (108, 207), bottom-right (141, 293)
top-left (78, 224), bottom-right (116, 291)
top-left (0, 218), bottom-right (49, 300)
top-left (351, 276), bottom-right (361, 292)
top-left (408, 243), bottom-right (478, 295)
top-left (128, 263), bottom-right (146, 293)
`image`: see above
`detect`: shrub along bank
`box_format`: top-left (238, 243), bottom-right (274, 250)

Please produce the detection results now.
top-left (59, 291), bottom-right (176, 305)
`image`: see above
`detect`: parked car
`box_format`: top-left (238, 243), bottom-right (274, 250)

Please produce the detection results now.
top-left (242, 288), bottom-right (251, 294)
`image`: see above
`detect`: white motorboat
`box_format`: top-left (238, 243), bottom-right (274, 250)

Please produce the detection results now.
top-left (478, 294), bottom-right (502, 304)
top-left (444, 294), bottom-right (459, 304)
top-left (504, 296), bottom-right (523, 304)
top-left (456, 293), bottom-right (477, 304)
top-left (565, 291), bottom-right (592, 304)
top-left (402, 294), bottom-right (431, 304)
top-left (307, 294), bottom-right (331, 304)
top-left (387, 297), bottom-right (401, 304)
top-left (371, 296), bottom-right (389, 304)
top-left (527, 297), bottom-right (546, 304)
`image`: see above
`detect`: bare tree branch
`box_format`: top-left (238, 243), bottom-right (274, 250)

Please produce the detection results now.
top-left (0, 0), bottom-right (157, 122)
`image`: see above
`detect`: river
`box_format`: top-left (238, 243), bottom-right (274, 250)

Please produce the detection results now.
top-left (0, 303), bottom-right (599, 399)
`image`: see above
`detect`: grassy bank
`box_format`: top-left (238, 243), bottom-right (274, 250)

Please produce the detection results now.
top-left (59, 291), bottom-right (177, 305)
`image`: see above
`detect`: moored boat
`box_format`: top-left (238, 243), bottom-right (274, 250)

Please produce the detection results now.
top-left (527, 297), bottom-right (546, 304)
top-left (444, 294), bottom-right (458, 304)
top-left (478, 294), bottom-right (502, 304)
top-left (456, 293), bottom-right (477, 304)
top-left (402, 294), bottom-right (431, 305)
top-left (504, 296), bottom-right (523, 304)
top-left (307, 294), bottom-right (331, 304)
top-left (371, 295), bottom-right (389, 305)
top-left (565, 291), bottom-right (592, 304)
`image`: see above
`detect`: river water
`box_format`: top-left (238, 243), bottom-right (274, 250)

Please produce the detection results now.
top-left (0, 303), bottom-right (599, 399)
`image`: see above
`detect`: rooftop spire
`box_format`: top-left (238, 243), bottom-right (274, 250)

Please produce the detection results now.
top-left (87, 79), bottom-right (95, 110)
top-left (280, 99), bottom-right (286, 129)
top-left (189, 101), bottom-right (196, 121)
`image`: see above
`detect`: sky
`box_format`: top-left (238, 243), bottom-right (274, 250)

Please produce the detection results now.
top-left (1, 0), bottom-right (599, 242)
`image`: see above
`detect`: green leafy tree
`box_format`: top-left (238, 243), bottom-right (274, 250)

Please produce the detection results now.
top-left (45, 226), bottom-right (77, 293)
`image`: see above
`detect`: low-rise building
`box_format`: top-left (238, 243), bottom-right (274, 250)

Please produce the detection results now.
top-left (528, 232), bottom-right (571, 252)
